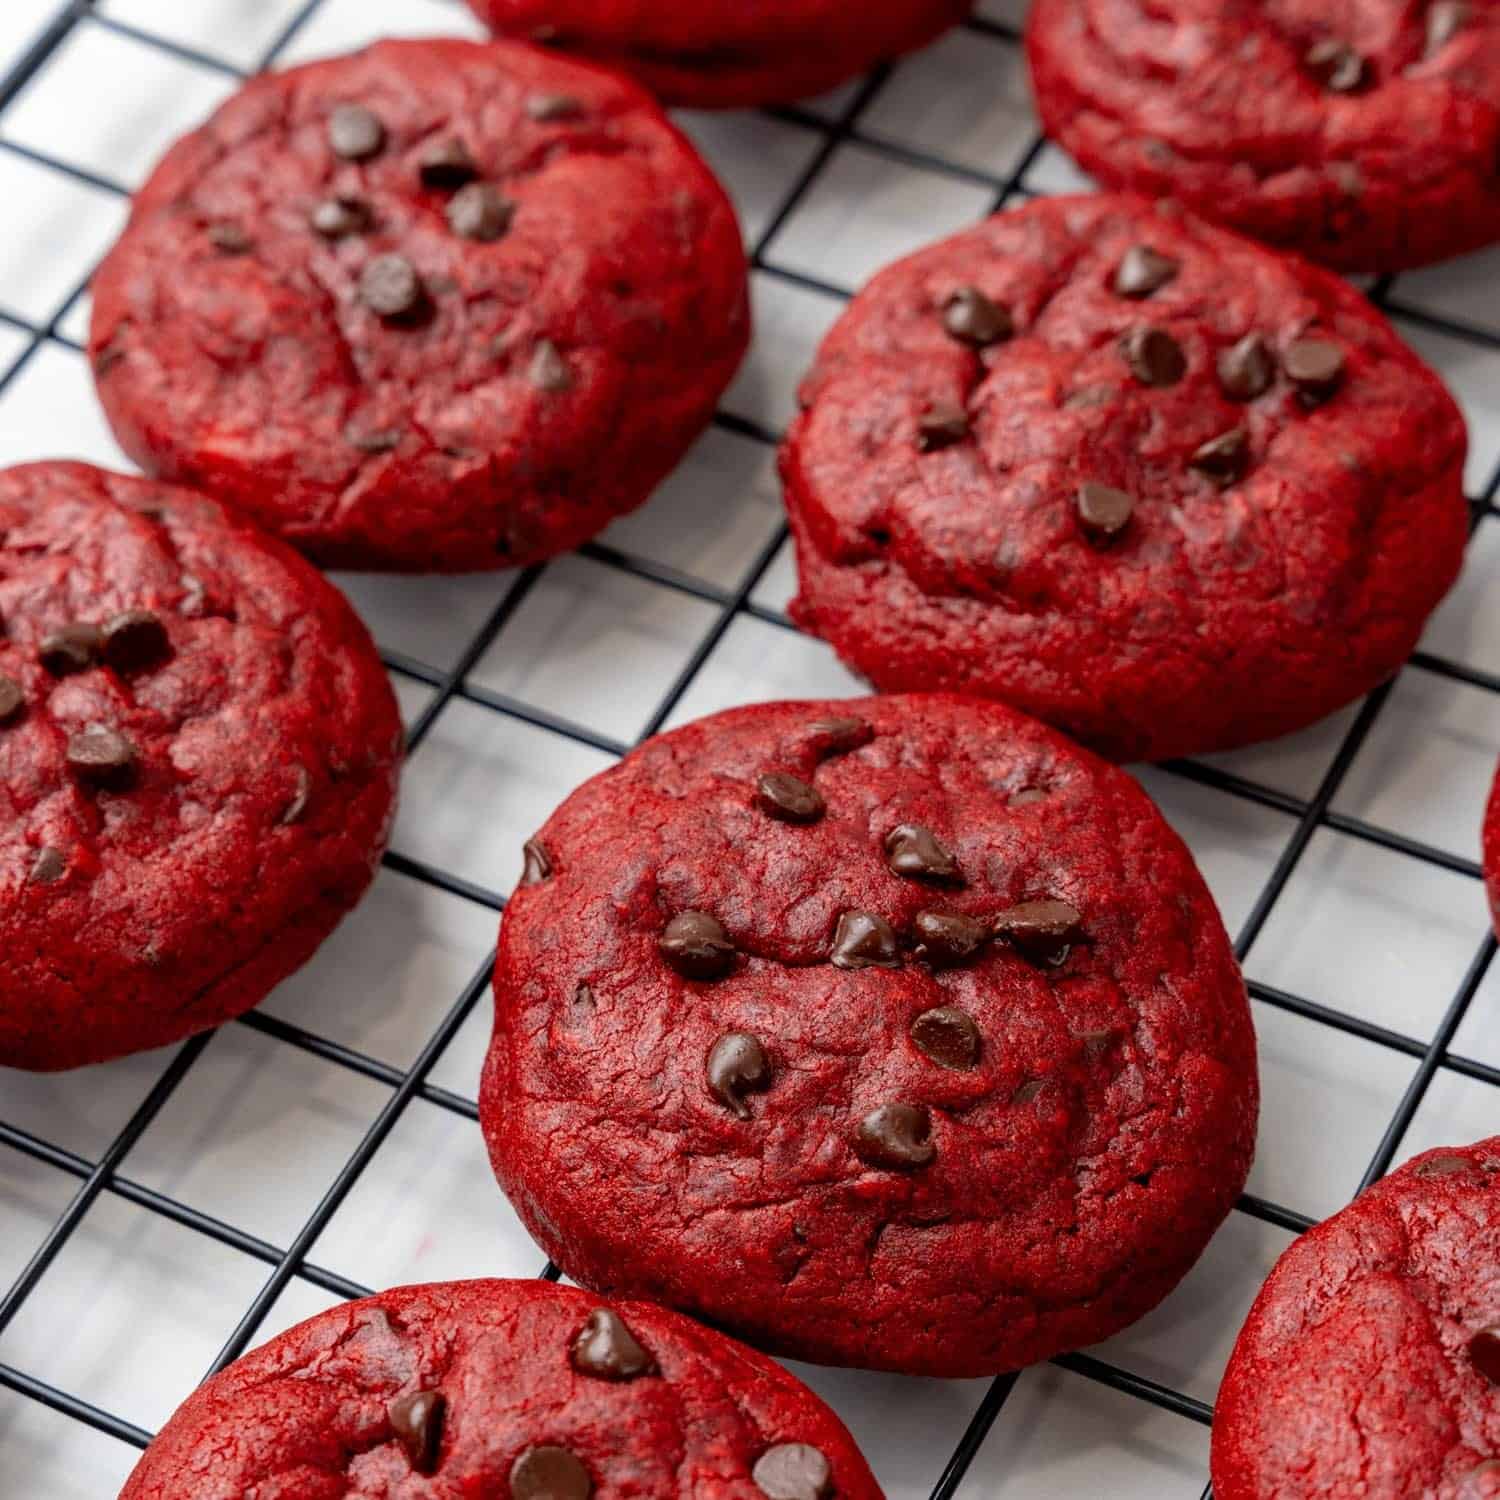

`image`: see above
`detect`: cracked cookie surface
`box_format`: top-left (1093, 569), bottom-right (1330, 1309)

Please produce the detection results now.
top-left (480, 694), bottom-right (1256, 1376)
top-left (1027, 0), bottom-right (1500, 271)
top-left (0, 462), bottom-right (400, 1071)
top-left (780, 194), bottom-right (1468, 763)
top-left (89, 38), bottom-right (749, 572)
top-left (119, 1279), bottom-right (883, 1499)
top-left (1213, 1139), bottom-right (1500, 1500)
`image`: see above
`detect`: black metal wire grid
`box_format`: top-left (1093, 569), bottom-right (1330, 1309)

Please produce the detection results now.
top-left (0, 1), bottom-right (1498, 1494)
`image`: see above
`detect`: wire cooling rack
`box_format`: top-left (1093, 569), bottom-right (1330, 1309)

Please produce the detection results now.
top-left (3, 0), bottom-right (1500, 1495)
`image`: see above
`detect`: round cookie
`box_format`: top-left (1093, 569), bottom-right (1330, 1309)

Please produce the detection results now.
top-left (0, 462), bottom-right (400, 1072)
top-left (120, 1279), bottom-right (884, 1499)
top-left (481, 694), bottom-right (1257, 1376)
top-left (1026, 0), bottom-right (1500, 272)
top-left (1213, 1139), bottom-right (1500, 1499)
top-left (781, 194), bottom-right (1468, 764)
top-left (1485, 762), bottom-right (1500, 938)
top-left (89, 39), bottom-right (749, 572)
top-left (465, 0), bottom-right (974, 109)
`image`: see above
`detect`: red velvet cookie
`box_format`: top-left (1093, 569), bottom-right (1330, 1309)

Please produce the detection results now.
top-left (0, 462), bottom-right (400, 1072)
top-left (1027, 0), bottom-right (1500, 272)
top-left (464, 0), bottom-right (974, 109)
top-left (781, 194), bottom-right (1468, 764)
top-left (1486, 762), bottom-right (1500, 939)
top-left (481, 694), bottom-right (1257, 1376)
top-left (120, 1279), bottom-right (884, 1499)
top-left (1213, 1139), bottom-right (1500, 1499)
top-left (89, 39), bottom-right (749, 572)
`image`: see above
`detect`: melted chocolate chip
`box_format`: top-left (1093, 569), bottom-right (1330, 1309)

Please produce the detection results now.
top-left (884, 824), bottom-right (961, 883)
top-left (344, 425), bottom-right (402, 453)
top-left (752, 1443), bottom-right (833, 1500)
top-left (510, 1445), bottom-right (591, 1500)
top-left (360, 254), bottom-right (425, 320)
top-left (1190, 428), bottom-right (1250, 484)
top-left (1010, 787), bottom-right (1047, 807)
top-left (1414, 1152), bottom-right (1473, 1177)
top-left (1283, 339), bottom-right (1345, 405)
top-left (1113, 246), bottom-right (1179, 299)
top-left (312, 195), bottom-right (371, 239)
top-left (1427, 1), bottom-right (1469, 55)
top-left (1217, 333), bottom-right (1275, 400)
top-left (917, 400), bottom-right (969, 452)
top-left (447, 182), bottom-right (514, 241)
top-left (910, 1006), bottom-right (982, 1069)
top-left (853, 1102), bottom-right (935, 1170)
top-left (39, 623), bottom-right (101, 676)
top-left (1472, 1327), bottom-right (1500, 1384)
top-left (328, 104), bottom-right (385, 161)
top-left (101, 610), bottom-right (170, 674)
top-left (570, 1307), bottom-right (656, 1380)
top-left (30, 847), bottom-right (65, 885)
top-left (1306, 38), bottom-right (1369, 92)
top-left (526, 92), bottom-right (583, 121)
top-left (388, 1390), bottom-right (445, 1474)
top-left (912, 910), bottom-right (987, 969)
top-left (0, 675), bottom-right (22, 723)
top-left (831, 910), bottom-right (900, 969)
top-left (529, 340), bottom-right (573, 392)
top-left (279, 765), bottom-right (312, 826)
top-left (808, 716), bottom-right (871, 755)
top-left (1120, 326), bottom-right (1186, 386)
top-left (1076, 481), bottom-right (1134, 541)
top-left (521, 839), bottom-right (552, 885)
top-left (706, 1032), bottom-right (771, 1119)
top-left (207, 222), bottom-right (252, 254)
top-left (419, 136), bottom-right (477, 188)
top-left (994, 899), bottom-right (1084, 966)
top-left (66, 725), bottom-right (137, 789)
top-left (943, 287), bottom-right (1012, 348)
top-left (756, 771), bottom-right (824, 824)
top-left (659, 911), bottom-right (735, 979)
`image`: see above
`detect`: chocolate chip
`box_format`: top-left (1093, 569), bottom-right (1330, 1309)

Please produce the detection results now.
top-left (853, 1102), bottom-right (935, 1170)
top-left (207, 222), bottom-right (252, 254)
top-left (808, 716), bottom-right (871, 755)
top-left (1282, 339), bottom-right (1345, 405)
top-left (510, 1446), bottom-right (591, 1500)
top-left (1472, 1328), bottom-right (1500, 1384)
top-left (388, 1390), bottom-right (445, 1474)
top-left (994, 899), bottom-right (1084, 966)
top-left (521, 838), bottom-right (552, 885)
top-left (1217, 333), bottom-right (1275, 401)
top-left (100, 610), bottom-right (170, 674)
top-left (831, 910), bottom-right (900, 969)
top-left (913, 910), bottom-right (988, 969)
top-left (328, 104), bottom-right (385, 161)
top-left (1012, 1078), bottom-right (1046, 1104)
top-left (1113, 246), bottom-right (1179, 299)
top-left (0, 675), bottom-right (23, 723)
top-left (752, 1443), bottom-right (833, 1500)
top-left (30, 847), bottom-right (65, 885)
top-left (1414, 1152), bottom-right (1473, 1177)
top-left (447, 182), bottom-right (514, 242)
top-left (1120, 326), bottom-right (1186, 386)
top-left (360, 254), bottom-right (425, 320)
top-left (529, 340), bottom-right (573, 392)
top-left (419, 136), bottom-right (478, 189)
top-left (1010, 787), bottom-right (1047, 807)
top-left (884, 824), bottom-right (961, 883)
top-left (1076, 481), bottom-right (1134, 541)
top-left (756, 771), bottom-right (824, 824)
top-left (279, 765), bottom-right (311, 826)
top-left (66, 724), bottom-right (137, 789)
top-left (1306, 38), bottom-right (1369, 92)
top-left (1190, 428), bottom-right (1250, 484)
top-left (344, 424), bottom-right (402, 453)
top-left (1427, 1), bottom-right (1469, 55)
top-left (526, 92), bottom-right (583, 121)
top-left (943, 287), bottom-right (1012, 348)
top-left (706, 1032), bottom-right (771, 1119)
top-left (312, 195), bottom-right (371, 239)
top-left (917, 400), bottom-right (969, 452)
top-left (570, 1307), bottom-right (656, 1380)
top-left (910, 1006), bottom-right (982, 1069)
top-left (659, 911), bottom-right (735, 979)
top-left (39, 623), bottom-right (101, 676)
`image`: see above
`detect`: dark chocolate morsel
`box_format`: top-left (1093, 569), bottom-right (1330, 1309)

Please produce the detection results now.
top-left (994, 899), bottom-right (1084, 966)
top-left (418, 136), bottom-right (478, 188)
top-left (830, 910), bottom-right (900, 969)
top-left (360, 254), bottom-right (425, 320)
top-left (510, 1445), bottom-right (592, 1500)
top-left (1414, 1153), bottom-right (1474, 1177)
top-left (1283, 339), bottom-right (1345, 405)
top-left (917, 400), bottom-right (969, 452)
top-left (1471, 1327), bottom-right (1500, 1384)
top-left (943, 287), bottom-right (1013, 348)
top-left (0, 674), bottom-right (23, 723)
top-left (884, 824), bottom-right (961, 883)
top-left (1113, 246), bottom-right (1179, 298)
top-left (30, 846), bottom-right (65, 885)
top-left (752, 1443), bottom-right (833, 1500)
top-left (570, 1307), bottom-right (656, 1380)
top-left (447, 182), bottom-right (515, 242)
top-left (528, 340), bottom-right (573, 392)
top-left (1120, 326), bottom-right (1186, 386)
top-left (1076, 481), bottom-right (1134, 541)
top-left (807, 716), bottom-right (871, 755)
top-left (388, 1390), bottom-right (445, 1474)
top-left (101, 610), bottom-right (171, 674)
top-left (312, 195), bottom-right (371, 239)
top-left (39, 622), bottom-right (102, 676)
top-left (1306, 37), bottom-right (1369, 92)
top-left (66, 725), bottom-right (137, 789)
top-left (526, 92), bottom-right (583, 121)
top-left (912, 910), bottom-right (988, 969)
top-left (910, 1006), bottom-right (982, 1069)
top-left (1217, 333), bottom-right (1275, 400)
top-left (1189, 428), bottom-right (1250, 484)
top-left (279, 765), bottom-right (312, 826)
top-left (328, 104), bottom-right (385, 161)
top-left (1427, 1), bottom-right (1469, 55)
top-left (853, 1102), bottom-right (935, 1170)
top-left (659, 911), bottom-right (735, 979)
top-left (343, 425), bottom-right (403, 454)
top-left (706, 1032), bottom-right (771, 1119)
top-left (207, 222), bottom-right (253, 254)
top-left (756, 771), bottom-right (825, 824)
top-left (521, 838), bottom-right (552, 885)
